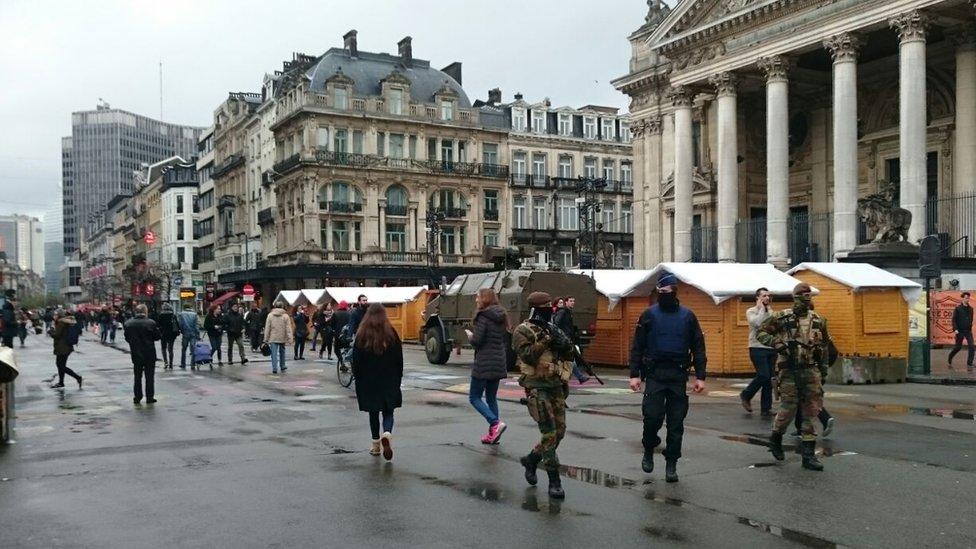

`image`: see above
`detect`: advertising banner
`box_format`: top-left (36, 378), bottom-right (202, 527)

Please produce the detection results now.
top-left (930, 291), bottom-right (973, 346)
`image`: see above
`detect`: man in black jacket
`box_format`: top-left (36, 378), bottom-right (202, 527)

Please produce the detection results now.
top-left (225, 303), bottom-right (248, 365)
top-left (948, 292), bottom-right (974, 371)
top-left (156, 303), bottom-right (180, 369)
top-left (1, 289), bottom-right (17, 348)
top-left (124, 304), bottom-right (162, 404)
top-left (628, 274), bottom-right (707, 483)
top-left (245, 304), bottom-right (264, 351)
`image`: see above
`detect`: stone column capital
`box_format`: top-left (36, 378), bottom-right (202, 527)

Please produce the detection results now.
top-left (890, 10), bottom-right (930, 44)
top-left (758, 55), bottom-right (790, 82)
top-left (669, 86), bottom-right (694, 108)
top-left (824, 32), bottom-right (860, 63)
top-left (709, 72), bottom-right (738, 97)
top-left (647, 115), bottom-right (664, 136)
top-left (950, 24), bottom-right (976, 52)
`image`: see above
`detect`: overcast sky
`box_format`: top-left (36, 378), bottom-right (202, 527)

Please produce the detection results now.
top-left (0, 0), bottom-right (652, 222)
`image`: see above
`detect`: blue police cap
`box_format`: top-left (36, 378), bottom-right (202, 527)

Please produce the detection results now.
top-left (657, 273), bottom-right (678, 289)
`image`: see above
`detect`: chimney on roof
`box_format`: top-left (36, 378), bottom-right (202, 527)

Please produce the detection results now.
top-left (343, 30), bottom-right (358, 57)
top-left (398, 36), bottom-right (413, 65)
top-left (514, 92), bottom-right (523, 101)
top-left (441, 62), bottom-right (462, 86)
top-left (487, 88), bottom-right (502, 105)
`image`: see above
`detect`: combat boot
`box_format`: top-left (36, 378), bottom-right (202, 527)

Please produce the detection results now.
top-left (665, 460), bottom-right (678, 483)
top-left (520, 453), bottom-right (541, 486)
top-left (801, 441), bottom-right (824, 471)
top-left (641, 449), bottom-right (654, 473)
top-left (546, 469), bottom-right (565, 499)
top-left (769, 432), bottom-right (785, 461)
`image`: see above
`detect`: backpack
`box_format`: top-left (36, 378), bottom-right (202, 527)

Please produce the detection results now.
top-left (66, 323), bottom-right (81, 346)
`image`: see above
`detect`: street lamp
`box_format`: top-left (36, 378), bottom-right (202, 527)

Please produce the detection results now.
top-left (425, 209), bottom-right (445, 287)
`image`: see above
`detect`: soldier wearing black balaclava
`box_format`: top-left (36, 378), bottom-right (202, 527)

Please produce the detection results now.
top-left (628, 273), bottom-right (707, 483)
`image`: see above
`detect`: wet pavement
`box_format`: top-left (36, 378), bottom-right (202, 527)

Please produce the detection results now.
top-left (1, 333), bottom-right (975, 548)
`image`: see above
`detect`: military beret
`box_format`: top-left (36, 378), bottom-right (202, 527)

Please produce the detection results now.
top-left (793, 282), bottom-right (813, 295)
top-left (527, 292), bottom-right (553, 307)
top-left (657, 273), bottom-right (679, 289)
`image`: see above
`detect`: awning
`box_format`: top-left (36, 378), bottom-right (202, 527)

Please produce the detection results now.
top-left (210, 291), bottom-right (239, 308)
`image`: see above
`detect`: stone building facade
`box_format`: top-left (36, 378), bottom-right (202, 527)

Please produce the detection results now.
top-left (216, 32), bottom-right (511, 294)
top-left (495, 94), bottom-right (635, 268)
top-left (615, 0), bottom-right (976, 269)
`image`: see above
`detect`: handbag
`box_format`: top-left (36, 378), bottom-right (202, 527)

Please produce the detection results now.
top-left (260, 343), bottom-right (271, 357)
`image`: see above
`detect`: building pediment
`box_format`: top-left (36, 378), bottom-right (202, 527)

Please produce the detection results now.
top-left (649, 0), bottom-right (775, 47)
top-left (662, 168), bottom-right (715, 198)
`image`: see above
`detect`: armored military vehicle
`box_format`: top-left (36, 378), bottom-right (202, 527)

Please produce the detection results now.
top-left (421, 270), bottom-right (598, 365)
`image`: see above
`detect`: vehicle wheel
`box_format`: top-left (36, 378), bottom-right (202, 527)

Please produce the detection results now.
top-left (425, 328), bottom-right (450, 365)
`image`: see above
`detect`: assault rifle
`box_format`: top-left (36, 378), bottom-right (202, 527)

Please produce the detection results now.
top-left (545, 321), bottom-right (604, 385)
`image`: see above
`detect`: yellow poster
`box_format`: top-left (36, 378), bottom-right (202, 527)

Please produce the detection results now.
top-left (908, 291), bottom-right (927, 338)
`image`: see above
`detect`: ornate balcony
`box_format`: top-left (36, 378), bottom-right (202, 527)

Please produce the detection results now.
top-left (385, 204), bottom-right (408, 216)
top-left (484, 210), bottom-right (499, 221)
top-left (257, 207), bottom-right (274, 226)
top-left (328, 201), bottom-right (364, 214)
top-left (212, 154), bottom-right (245, 180)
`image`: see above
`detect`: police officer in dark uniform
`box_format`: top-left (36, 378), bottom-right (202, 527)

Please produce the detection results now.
top-left (628, 273), bottom-right (707, 483)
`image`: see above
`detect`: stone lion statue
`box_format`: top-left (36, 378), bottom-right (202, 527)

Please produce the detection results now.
top-left (857, 181), bottom-right (912, 243)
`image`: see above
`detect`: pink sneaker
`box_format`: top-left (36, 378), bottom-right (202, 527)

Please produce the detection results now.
top-left (480, 433), bottom-right (493, 444)
top-left (488, 422), bottom-right (507, 444)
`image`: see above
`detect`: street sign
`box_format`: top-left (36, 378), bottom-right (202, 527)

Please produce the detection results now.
top-left (242, 284), bottom-right (255, 297)
top-left (144, 283), bottom-right (155, 296)
top-left (143, 230), bottom-right (156, 245)
top-left (919, 235), bottom-right (942, 278)
top-left (173, 275), bottom-right (183, 286)
top-left (242, 294), bottom-right (255, 302)
top-left (179, 287), bottom-right (197, 299)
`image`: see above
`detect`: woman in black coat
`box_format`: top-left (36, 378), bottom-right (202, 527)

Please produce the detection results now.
top-left (351, 303), bottom-right (403, 461)
top-left (466, 288), bottom-right (509, 444)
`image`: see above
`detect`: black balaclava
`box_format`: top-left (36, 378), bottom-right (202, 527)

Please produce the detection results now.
top-left (531, 306), bottom-right (553, 323)
top-left (657, 273), bottom-right (680, 312)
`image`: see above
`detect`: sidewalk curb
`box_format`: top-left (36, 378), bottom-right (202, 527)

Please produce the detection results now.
top-left (907, 376), bottom-right (976, 387)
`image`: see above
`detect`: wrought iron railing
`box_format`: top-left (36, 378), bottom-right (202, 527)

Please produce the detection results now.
top-left (435, 207), bottom-right (467, 219)
top-left (385, 204), bottom-right (408, 216)
top-left (484, 209), bottom-right (499, 221)
top-left (736, 218), bottom-right (767, 263)
top-left (212, 154), bottom-right (245, 179)
top-left (926, 193), bottom-right (976, 258)
top-left (272, 153), bottom-right (301, 175)
top-left (788, 212), bottom-right (832, 265)
top-left (690, 225), bottom-right (717, 263)
top-left (328, 201), bottom-right (364, 213)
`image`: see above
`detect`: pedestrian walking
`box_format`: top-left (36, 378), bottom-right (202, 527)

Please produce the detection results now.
top-left (351, 303), bottom-right (403, 461)
top-left (513, 292), bottom-right (574, 499)
top-left (317, 303), bottom-right (335, 360)
top-left (741, 287), bottom-right (776, 416)
top-left (177, 304), bottom-right (200, 369)
top-left (263, 302), bottom-right (293, 374)
top-left (16, 307), bottom-right (29, 347)
top-left (1, 289), bottom-right (16, 348)
top-left (43, 308), bottom-right (54, 333)
top-left (628, 274), bottom-right (707, 483)
top-left (553, 295), bottom-right (589, 384)
top-left (123, 304), bottom-right (162, 404)
top-left (465, 288), bottom-right (509, 445)
top-left (98, 306), bottom-right (112, 344)
top-left (204, 307), bottom-right (225, 366)
top-left (156, 303), bottom-right (179, 369)
top-left (245, 304), bottom-right (263, 351)
top-left (293, 306), bottom-right (309, 360)
top-left (225, 303), bottom-right (248, 365)
top-left (346, 294), bottom-right (368, 334)
top-left (50, 310), bottom-right (83, 389)
top-left (759, 282), bottom-right (830, 471)
top-left (948, 291), bottom-right (974, 371)
top-left (310, 304), bottom-right (324, 353)
top-left (110, 307), bottom-right (122, 344)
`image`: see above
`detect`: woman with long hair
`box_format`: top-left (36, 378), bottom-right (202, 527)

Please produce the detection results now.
top-left (352, 303), bottom-right (403, 461)
top-left (465, 288), bottom-right (509, 444)
top-left (317, 302), bottom-right (335, 360)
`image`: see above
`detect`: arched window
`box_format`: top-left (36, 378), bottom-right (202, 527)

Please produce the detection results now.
top-left (385, 185), bottom-right (408, 216)
top-left (329, 181), bottom-right (363, 213)
top-left (317, 185), bottom-right (329, 210)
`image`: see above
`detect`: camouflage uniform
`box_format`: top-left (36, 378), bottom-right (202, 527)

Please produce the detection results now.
top-left (513, 319), bottom-right (574, 472)
top-left (757, 310), bottom-right (830, 441)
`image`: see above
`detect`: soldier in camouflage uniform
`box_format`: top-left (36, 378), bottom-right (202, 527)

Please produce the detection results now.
top-left (757, 282), bottom-right (829, 471)
top-left (513, 291), bottom-right (575, 499)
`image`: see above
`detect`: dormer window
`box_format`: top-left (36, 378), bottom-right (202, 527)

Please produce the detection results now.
top-left (513, 109), bottom-right (526, 132)
top-left (558, 113), bottom-right (572, 136)
top-left (531, 110), bottom-right (546, 134)
top-left (601, 118), bottom-right (615, 141)
top-left (334, 87), bottom-right (348, 109)
top-left (389, 88), bottom-right (403, 115)
top-left (583, 117), bottom-right (597, 139)
top-left (441, 100), bottom-right (454, 121)
top-left (620, 122), bottom-right (631, 143)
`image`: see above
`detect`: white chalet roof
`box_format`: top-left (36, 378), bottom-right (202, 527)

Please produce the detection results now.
top-left (787, 263), bottom-right (922, 303)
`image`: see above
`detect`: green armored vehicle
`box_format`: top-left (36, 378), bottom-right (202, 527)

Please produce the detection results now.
top-left (421, 270), bottom-right (599, 365)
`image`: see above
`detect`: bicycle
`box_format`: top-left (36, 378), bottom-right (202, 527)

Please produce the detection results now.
top-left (335, 332), bottom-right (354, 388)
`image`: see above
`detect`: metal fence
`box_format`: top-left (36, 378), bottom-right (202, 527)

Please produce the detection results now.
top-left (926, 193), bottom-right (975, 258)
top-left (691, 225), bottom-right (717, 263)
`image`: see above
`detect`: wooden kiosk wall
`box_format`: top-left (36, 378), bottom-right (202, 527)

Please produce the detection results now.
top-left (791, 271), bottom-right (909, 358)
top-left (583, 282), bottom-right (756, 375)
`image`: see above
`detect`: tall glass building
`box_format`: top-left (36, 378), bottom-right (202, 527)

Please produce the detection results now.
top-left (61, 105), bottom-right (203, 255)
top-left (44, 201), bottom-right (63, 295)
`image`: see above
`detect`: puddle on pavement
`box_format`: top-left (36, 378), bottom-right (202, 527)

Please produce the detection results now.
top-left (560, 465), bottom-right (638, 489)
top-left (242, 408), bottom-right (314, 423)
top-left (871, 404), bottom-right (975, 420)
top-left (424, 400), bottom-right (460, 408)
top-left (642, 526), bottom-right (688, 542)
top-left (568, 431), bottom-right (609, 441)
top-left (737, 517), bottom-right (840, 548)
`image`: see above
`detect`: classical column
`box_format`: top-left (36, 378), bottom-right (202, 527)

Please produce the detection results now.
top-left (825, 33), bottom-right (860, 258)
top-left (891, 10), bottom-right (931, 243)
top-left (671, 86), bottom-right (694, 262)
top-left (644, 116), bottom-right (664, 267)
top-left (759, 56), bottom-right (791, 267)
top-left (710, 72), bottom-right (739, 263)
top-left (954, 26), bottom-right (976, 197)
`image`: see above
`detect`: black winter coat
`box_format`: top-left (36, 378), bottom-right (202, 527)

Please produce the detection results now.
top-left (470, 305), bottom-right (509, 380)
top-left (293, 313), bottom-right (309, 336)
top-left (157, 311), bottom-right (180, 340)
top-left (204, 313), bottom-right (224, 337)
top-left (953, 304), bottom-right (974, 333)
top-left (124, 316), bottom-right (161, 365)
top-left (224, 311), bottom-right (245, 336)
top-left (352, 339), bottom-right (404, 412)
